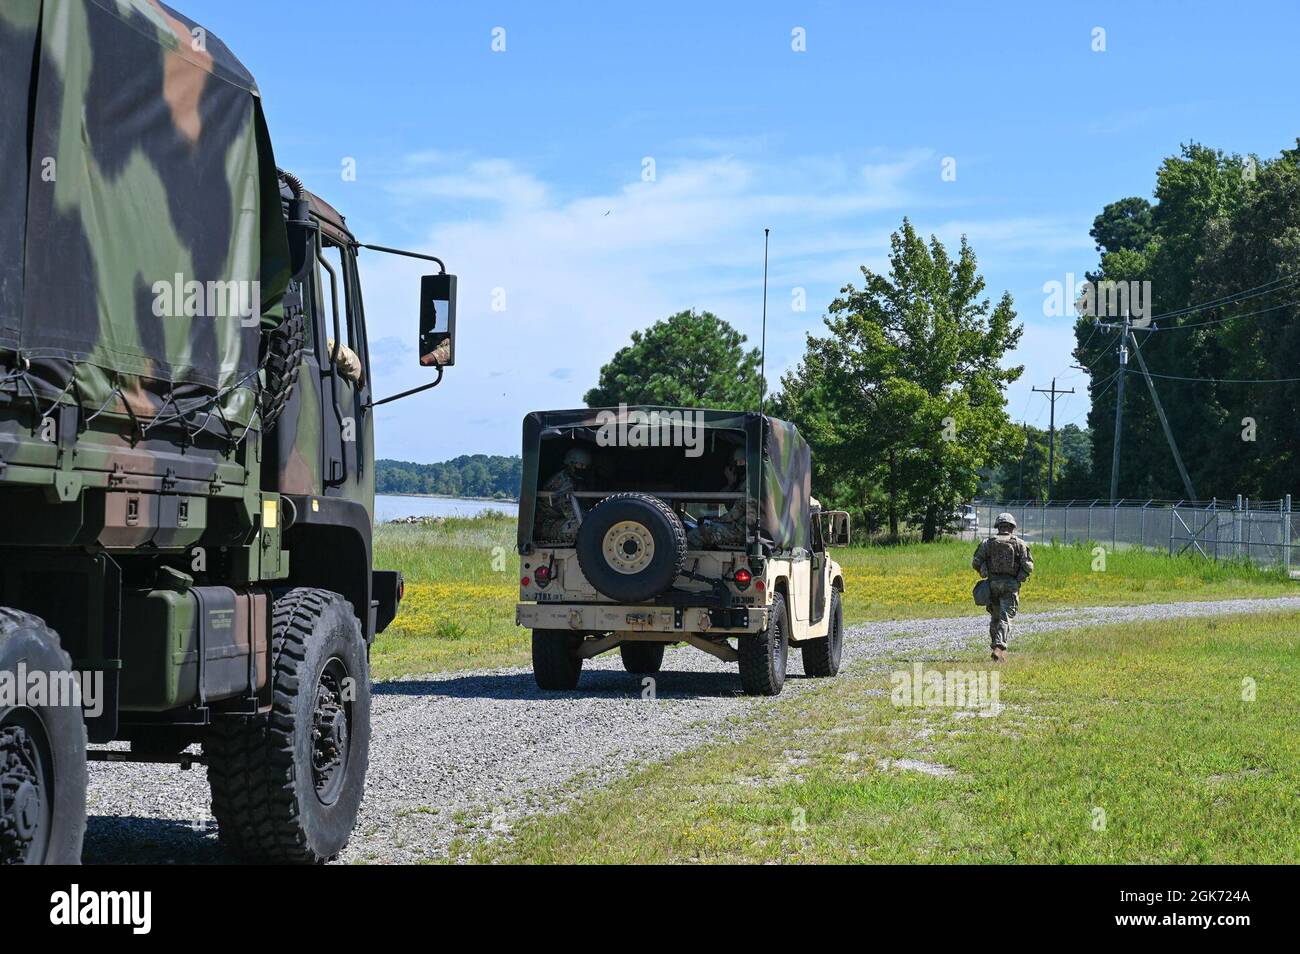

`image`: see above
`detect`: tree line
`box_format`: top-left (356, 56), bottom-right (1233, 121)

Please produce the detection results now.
top-left (1071, 140), bottom-right (1300, 501)
top-left (376, 455), bottom-right (521, 499)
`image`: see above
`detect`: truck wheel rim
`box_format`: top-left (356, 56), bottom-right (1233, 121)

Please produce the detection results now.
top-left (311, 658), bottom-right (351, 806)
top-left (603, 521), bottom-right (655, 575)
top-left (0, 711), bottom-right (52, 864)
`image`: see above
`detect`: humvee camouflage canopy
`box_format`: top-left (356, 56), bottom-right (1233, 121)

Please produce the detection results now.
top-left (0, 0), bottom-right (289, 434)
top-left (518, 407), bottom-right (812, 553)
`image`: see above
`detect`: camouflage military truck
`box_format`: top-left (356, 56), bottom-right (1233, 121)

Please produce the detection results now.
top-left (515, 408), bottom-right (850, 696)
top-left (0, 0), bottom-right (457, 863)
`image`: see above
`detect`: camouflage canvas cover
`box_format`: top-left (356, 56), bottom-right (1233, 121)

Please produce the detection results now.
top-left (760, 416), bottom-right (812, 551)
top-left (0, 2), bottom-right (40, 346)
top-left (0, 0), bottom-right (289, 432)
top-left (518, 407), bottom-right (812, 552)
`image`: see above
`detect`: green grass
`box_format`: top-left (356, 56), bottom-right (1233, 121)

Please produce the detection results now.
top-left (369, 515), bottom-right (1295, 679)
top-left (462, 611), bottom-right (1300, 863)
top-left (836, 538), bottom-right (1293, 623)
top-left (369, 513), bottom-right (520, 680)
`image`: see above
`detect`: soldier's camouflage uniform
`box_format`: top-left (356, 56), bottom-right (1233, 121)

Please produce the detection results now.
top-left (536, 468), bottom-right (584, 543)
top-left (972, 530), bottom-right (1033, 650)
top-left (687, 473), bottom-right (749, 549)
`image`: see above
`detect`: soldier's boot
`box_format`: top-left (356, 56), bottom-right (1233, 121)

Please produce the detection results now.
top-left (991, 646), bottom-right (1006, 663)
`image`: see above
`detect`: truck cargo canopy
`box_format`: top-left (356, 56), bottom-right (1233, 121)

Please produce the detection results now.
top-left (519, 407), bottom-right (813, 553)
top-left (0, 0), bottom-right (289, 429)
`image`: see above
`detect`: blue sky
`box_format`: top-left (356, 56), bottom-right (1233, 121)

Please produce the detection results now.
top-left (184, 0), bottom-right (1300, 461)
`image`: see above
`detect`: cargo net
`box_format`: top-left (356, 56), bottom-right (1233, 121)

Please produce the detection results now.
top-left (0, 299), bottom-right (304, 450)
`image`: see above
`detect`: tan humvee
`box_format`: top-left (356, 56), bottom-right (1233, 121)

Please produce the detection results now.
top-left (515, 408), bottom-right (850, 696)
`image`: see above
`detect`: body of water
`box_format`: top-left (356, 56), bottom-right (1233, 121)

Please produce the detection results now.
top-left (374, 494), bottom-right (518, 523)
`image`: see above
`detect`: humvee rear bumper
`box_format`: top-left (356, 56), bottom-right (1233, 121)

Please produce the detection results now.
top-left (516, 601), bottom-right (767, 635)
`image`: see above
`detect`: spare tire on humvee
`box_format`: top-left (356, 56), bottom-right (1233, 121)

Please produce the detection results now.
top-left (576, 492), bottom-right (688, 602)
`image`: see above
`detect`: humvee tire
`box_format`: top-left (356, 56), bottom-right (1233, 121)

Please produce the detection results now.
top-left (206, 588), bottom-right (371, 864)
top-left (0, 609), bottom-right (87, 865)
top-left (738, 592), bottom-right (789, 696)
top-left (576, 493), bottom-right (687, 603)
top-left (532, 629), bottom-right (583, 690)
top-left (619, 641), bottom-right (665, 674)
top-left (801, 589), bottom-right (844, 677)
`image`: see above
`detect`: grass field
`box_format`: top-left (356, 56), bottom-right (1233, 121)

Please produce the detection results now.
top-left (370, 513), bottom-right (1295, 680)
top-left (462, 611), bottom-right (1300, 863)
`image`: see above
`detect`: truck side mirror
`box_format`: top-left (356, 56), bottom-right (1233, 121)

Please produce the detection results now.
top-left (419, 273), bottom-right (457, 367)
top-left (821, 511), bottom-right (851, 547)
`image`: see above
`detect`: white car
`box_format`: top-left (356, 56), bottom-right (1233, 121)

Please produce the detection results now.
top-left (954, 505), bottom-right (978, 533)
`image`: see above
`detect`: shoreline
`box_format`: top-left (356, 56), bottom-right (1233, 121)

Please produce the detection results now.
top-left (375, 491), bottom-right (519, 505)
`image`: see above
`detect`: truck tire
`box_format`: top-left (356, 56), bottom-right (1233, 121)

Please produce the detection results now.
top-left (738, 592), bottom-right (788, 697)
top-left (576, 493), bottom-right (687, 603)
top-left (619, 641), bottom-right (665, 674)
top-left (801, 589), bottom-right (844, 678)
top-left (532, 629), bottom-right (582, 690)
top-left (258, 301), bottom-right (306, 431)
top-left (206, 588), bottom-right (370, 864)
top-left (0, 609), bottom-right (86, 865)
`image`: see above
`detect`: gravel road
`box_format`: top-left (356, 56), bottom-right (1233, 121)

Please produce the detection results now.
top-left (83, 596), bottom-right (1300, 863)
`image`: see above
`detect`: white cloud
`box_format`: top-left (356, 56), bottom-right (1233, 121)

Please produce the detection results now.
top-left (356, 150), bottom-right (1088, 462)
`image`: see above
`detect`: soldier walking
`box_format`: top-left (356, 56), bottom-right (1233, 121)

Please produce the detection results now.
top-left (972, 512), bottom-right (1033, 662)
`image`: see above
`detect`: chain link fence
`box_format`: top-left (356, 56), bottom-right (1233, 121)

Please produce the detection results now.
top-left (971, 497), bottom-right (1300, 572)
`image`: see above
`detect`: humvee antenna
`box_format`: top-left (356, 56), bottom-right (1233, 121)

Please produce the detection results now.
top-left (760, 227), bottom-right (769, 415)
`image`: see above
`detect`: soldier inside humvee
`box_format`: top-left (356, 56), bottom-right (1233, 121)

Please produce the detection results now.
top-left (533, 441), bottom-right (749, 549)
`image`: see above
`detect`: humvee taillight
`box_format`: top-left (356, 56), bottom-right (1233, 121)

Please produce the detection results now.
top-left (535, 565), bottom-right (552, 585)
top-left (521, 576), bottom-right (531, 587)
top-left (733, 568), bottom-right (752, 590)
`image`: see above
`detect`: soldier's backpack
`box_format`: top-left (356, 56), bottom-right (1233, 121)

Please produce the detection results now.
top-left (987, 534), bottom-right (1018, 576)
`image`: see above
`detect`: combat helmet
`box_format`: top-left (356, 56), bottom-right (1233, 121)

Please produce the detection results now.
top-left (563, 447), bottom-right (593, 470)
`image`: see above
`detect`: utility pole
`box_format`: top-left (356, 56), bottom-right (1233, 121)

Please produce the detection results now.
top-left (1032, 377), bottom-right (1075, 501)
top-left (1104, 316), bottom-right (1129, 503)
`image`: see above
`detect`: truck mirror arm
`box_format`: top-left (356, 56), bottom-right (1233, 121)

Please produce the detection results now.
top-left (365, 365), bottom-right (444, 409)
top-left (356, 242), bottom-right (446, 274)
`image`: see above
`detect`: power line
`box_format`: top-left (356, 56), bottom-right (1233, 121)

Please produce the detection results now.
top-left (1139, 295), bottom-right (1300, 332)
top-left (1089, 366), bottom-right (1122, 392)
top-left (1142, 274), bottom-right (1300, 324)
top-left (1068, 336), bottom-right (1121, 381)
top-left (1129, 367), bottom-right (1300, 385)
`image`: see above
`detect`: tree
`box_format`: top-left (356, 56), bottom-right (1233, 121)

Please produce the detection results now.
top-left (777, 218), bottom-right (1023, 541)
top-left (1075, 140), bottom-right (1300, 500)
top-left (1089, 197), bottom-right (1154, 256)
top-left (979, 423), bottom-right (1091, 500)
top-left (583, 309), bottom-right (763, 409)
